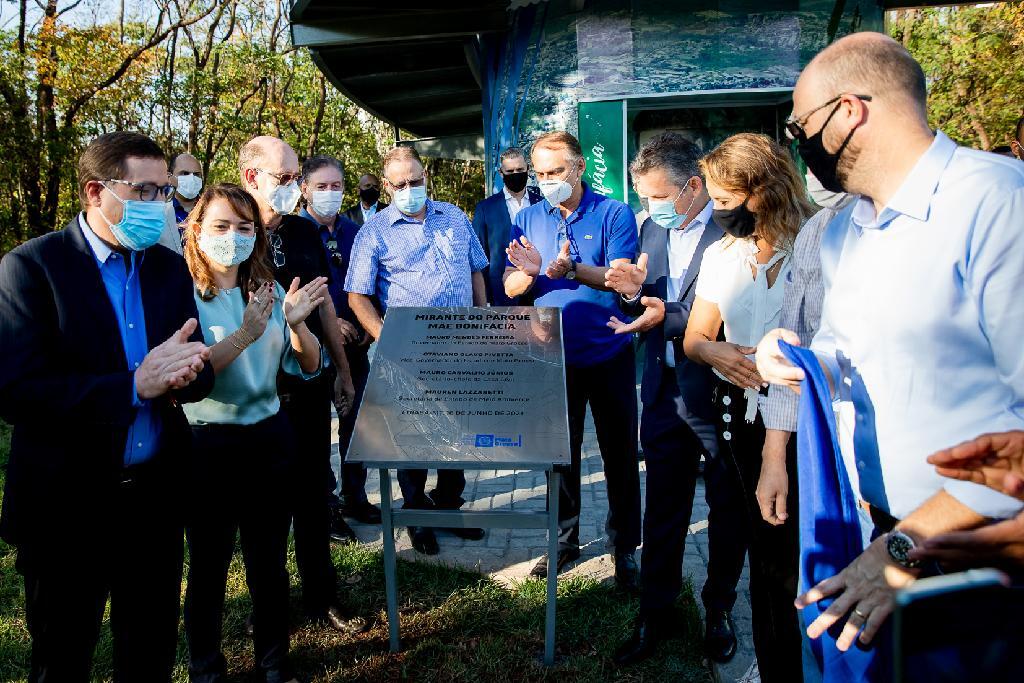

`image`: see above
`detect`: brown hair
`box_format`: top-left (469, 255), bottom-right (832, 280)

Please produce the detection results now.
top-left (78, 132), bottom-right (165, 210)
top-left (532, 131), bottom-right (583, 164)
top-left (699, 133), bottom-right (814, 250)
top-left (382, 145), bottom-right (423, 179)
top-left (183, 183), bottom-right (275, 301)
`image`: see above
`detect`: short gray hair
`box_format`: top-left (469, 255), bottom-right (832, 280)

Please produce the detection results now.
top-left (630, 132), bottom-right (702, 188)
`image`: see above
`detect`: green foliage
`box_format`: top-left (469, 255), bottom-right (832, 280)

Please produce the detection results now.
top-left (889, 4), bottom-right (1024, 150)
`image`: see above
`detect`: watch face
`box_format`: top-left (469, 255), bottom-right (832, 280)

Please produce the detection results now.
top-left (887, 531), bottom-right (918, 567)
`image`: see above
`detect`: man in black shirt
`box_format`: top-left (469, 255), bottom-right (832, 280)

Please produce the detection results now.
top-left (239, 136), bottom-right (363, 634)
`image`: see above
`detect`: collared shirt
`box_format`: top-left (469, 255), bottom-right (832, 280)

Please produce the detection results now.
top-left (300, 208), bottom-right (362, 329)
top-left (503, 186), bottom-right (530, 223)
top-left (361, 201), bottom-right (378, 224)
top-left (664, 200), bottom-right (712, 367)
top-left (172, 196), bottom-right (190, 225)
top-left (345, 199), bottom-right (488, 311)
top-left (509, 182), bottom-right (637, 367)
top-left (268, 214), bottom-right (332, 341)
top-left (810, 131), bottom-right (1024, 519)
top-left (78, 214), bottom-right (160, 466)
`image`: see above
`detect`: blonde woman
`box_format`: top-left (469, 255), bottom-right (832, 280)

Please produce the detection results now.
top-left (683, 134), bottom-right (814, 683)
top-left (181, 184), bottom-right (327, 683)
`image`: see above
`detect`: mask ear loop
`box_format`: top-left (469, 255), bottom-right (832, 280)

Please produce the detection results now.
top-left (96, 182), bottom-right (126, 230)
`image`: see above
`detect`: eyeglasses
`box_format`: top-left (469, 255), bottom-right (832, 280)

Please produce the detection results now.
top-left (784, 94), bottom-right (872, 141)
top-left (385, 175), bottom-right (426, 192)
top-left (257, 168), bottom-right (301, 186)
top-left (105, 179), bottom-right (176, 202)
top-left (268, 231), bottom-right (286, 268)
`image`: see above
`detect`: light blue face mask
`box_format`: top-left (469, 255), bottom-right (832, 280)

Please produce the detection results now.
top-left (648, 184), bottom-right (700, 230)
top-left (394, 184), bottom-right (428, 215)
top-left (100, 185), bottom-right (168, 251)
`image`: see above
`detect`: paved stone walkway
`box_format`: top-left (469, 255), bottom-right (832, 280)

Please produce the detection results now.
top-left (331, 410), bottom-right (757, 682)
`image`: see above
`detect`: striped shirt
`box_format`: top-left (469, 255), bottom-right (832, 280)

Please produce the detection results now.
top-left (344, 199), bottom-right (488, 310)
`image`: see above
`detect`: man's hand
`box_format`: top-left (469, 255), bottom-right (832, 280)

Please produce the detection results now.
top-left (910, 510), bottom-right (1024, 569)
top-left (135, 318), bottom-right (210, 400)
top-left (336, 318), bottom-right (361, 345)
top-left (926, 431), bottom-right (1024, 501)
top-left (334, 371), bottom-right (356, 418)
top-left (545, 240), bottom-right (573, 280)
top-left (506, 236), bottom-right (541, 277)
top-left (604, 252), bottom-right (647, 297)
top-left (755, 328), bottom-right (805, 389)
top-left (607, 296), bottom-right (665, 335)
top-left (756, 432), bottom-right (790, 525)
top-left (796, 536), bottom-right (918, 651)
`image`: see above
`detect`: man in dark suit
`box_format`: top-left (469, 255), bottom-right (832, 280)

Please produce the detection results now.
top-left (472, 147), bottom-right (542, 305)
top-left (342, 173), bottom-right (389, 226)
top-left (0, 131), bottom-right (214, 682)
top-left (604, 132), bottom-right (740, 666)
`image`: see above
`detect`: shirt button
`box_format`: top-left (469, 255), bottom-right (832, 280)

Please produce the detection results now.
top-left (128, 323), bottom-right (134, 329)
top-left (722, 395), bottom-right (732, 406)
top-left (723, 414), bottom-right (732, 423)
top-left (723, 431), bottom-right (732, 441)
top-left (137, 442), bottom-right (143, 448)
top-left (857, 460), bottom-right (866, 470)
top-left (134, 362), bottom-right (140, 368)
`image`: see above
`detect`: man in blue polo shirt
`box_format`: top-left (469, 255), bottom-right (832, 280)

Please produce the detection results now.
top-left (504, 131), bottom-right (641, 587)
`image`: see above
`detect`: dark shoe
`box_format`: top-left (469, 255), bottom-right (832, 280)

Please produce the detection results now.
top-left (613, 614), bottom-right (665, 666)
top-left (529, 547), bottom-right (581, 579)
top-left (704, 609), bottom-right (737, 663)
top-left (409, 526), bottom-right (439, 555)
top-left (329, 512), bottom-right (358, 544)
top-left (325, 605), bottom-right (369, 635)
top-left (340, 499), bottom-right (382, 525)
top-left (445, 526), bottom-right (485, 541)
top-left (614, 552), bottom-right (640, 593)
top-left (244, 613), bottom-right (254, 637)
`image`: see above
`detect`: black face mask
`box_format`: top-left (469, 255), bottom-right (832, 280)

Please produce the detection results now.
top-left (359, 186), bottom-right (381, 205)
top-left (797, 103), bottom-right (856, 194)
top-left (502, 171), bottom-right (529, 193)
top-left (712, 201), bottom-right (757, 239)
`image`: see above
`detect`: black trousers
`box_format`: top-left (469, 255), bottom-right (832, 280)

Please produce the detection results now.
top-left (559, 344), bottom-right (642, 554)
top-left (19, 459), bottom-right (183, 683)
top-left (639, 368), bottom-right (709, 615)
top-left (335, 343), bottom-right (370, 504)
top-left (714, 381), bottom-right (802, 683)
top-left (184, 413), bottom-right (294, 683)
top-left (280, 374), bottom-right (338, 613)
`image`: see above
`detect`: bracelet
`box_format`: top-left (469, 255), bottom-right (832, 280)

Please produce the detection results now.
top-left (228, 333), bottom-right (248, 351)
top-left (233, 328), bottom-right (255, 348)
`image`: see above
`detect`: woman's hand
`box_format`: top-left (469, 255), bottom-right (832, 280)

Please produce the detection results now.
top-left (240, 281), bottom-right (275, 342)
top-left (701, 342), bottom-right (763, 390)
top-left (284, 276), bottom-right (328, 328)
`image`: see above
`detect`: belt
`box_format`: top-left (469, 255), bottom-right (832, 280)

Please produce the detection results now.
top-left (858, 499), bottom-right (899, 534)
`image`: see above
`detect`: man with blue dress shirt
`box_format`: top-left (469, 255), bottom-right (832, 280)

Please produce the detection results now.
top-left (504, 131), bottom-right (642, 587)
top-left (345, 145), bottom-right (489, 556)
top-left (299, 154), bottom-right (383, 545)
top-left (472, 147), bottom-right (542, 305)
top-left (756, 32), bottom-right (1024, 664)
top-left (0, 132), bottom-right (214, 681)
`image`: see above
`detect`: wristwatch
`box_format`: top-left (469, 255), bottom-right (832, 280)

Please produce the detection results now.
top-left (886, 530), bottom-right (921, 569)
top-left (565, 259), bottom-right (577, 281)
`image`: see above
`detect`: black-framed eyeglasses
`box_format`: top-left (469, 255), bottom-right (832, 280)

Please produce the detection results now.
top-left (105, 179), bottom-right (176, 202)
top-left (268, 231), bottom-right (286, 268)
top-left (257, 168), bottom-right (301, 186)
top-left (385, 176), bottom-right (426, 192)
top-left (785, 94), bottom-right (872, 141)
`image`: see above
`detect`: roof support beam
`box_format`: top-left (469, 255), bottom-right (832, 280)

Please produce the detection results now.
top-left (291, 9), bottom-right (508, 48)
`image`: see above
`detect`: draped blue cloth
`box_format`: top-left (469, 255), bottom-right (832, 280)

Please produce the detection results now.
top-left (780, 340), bottom-right (888, 682)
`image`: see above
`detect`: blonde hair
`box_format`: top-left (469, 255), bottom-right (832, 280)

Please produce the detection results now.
top-left (699, 133), bottom-right (814, 250)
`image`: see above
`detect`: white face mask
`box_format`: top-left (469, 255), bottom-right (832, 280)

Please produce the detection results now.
top-left (198, 230), bottom-right (256, 267)
top-left (538, 167), bottom-right (579, 206)
top-left (176, 174), bottom-right (203, 200)
top-left (806, 171), bottom-right (848, 210)
top-left (260, 172), bottom-right (302, 215)
top-left (309, 190), bottom-right (343, 218)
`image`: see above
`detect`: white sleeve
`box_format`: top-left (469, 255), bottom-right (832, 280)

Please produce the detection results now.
top-left (694, 240), bottom-right (723, 303)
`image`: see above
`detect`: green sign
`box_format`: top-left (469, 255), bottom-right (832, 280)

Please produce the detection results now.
top-left (578, 100), bottom-right (626, 202)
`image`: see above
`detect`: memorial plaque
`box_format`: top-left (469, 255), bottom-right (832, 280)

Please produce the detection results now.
top-left (348, 306), bottom-right (570, 469)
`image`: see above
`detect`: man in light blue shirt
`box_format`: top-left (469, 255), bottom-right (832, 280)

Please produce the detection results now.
top-left (345, 145), bottom-right (488, 556)
top-left (756, 32), bottom-right (1024, 669)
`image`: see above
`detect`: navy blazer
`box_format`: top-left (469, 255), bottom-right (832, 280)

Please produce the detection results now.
top-left (472, 186), bottom-right (543, 306)
top-left (621, 215), bottom-right (723, 452)
top-left (342, 201), bottom-right (389, 227)
top-left (0, 218), bottom-right (214, 549)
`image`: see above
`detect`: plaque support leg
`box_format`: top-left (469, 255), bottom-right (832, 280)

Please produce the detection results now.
top-left (544, 469), bottom-right (560, 666)
top-left (380, 467), bottom-right (400, 653)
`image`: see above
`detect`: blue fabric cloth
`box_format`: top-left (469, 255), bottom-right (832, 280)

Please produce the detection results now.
top-left (299, 208), bottom-right (362, 328)
top-left (509, 183), bottom-right (636, 367)
top-left (780, 340), bottom-right (886, 683)
top-left (78, 215), bottom-right (160, 466)
top-left (344, 199), bottom-right (488, 310)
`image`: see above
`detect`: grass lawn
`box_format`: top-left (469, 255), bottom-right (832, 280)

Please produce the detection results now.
top-left (0, 422), bottom-right (710, 682)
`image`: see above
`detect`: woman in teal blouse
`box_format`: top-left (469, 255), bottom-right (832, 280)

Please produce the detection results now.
top-left (181, 184), bottom-right (326, 683)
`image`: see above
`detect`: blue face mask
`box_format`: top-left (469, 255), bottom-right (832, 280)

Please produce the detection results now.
top-left (648, 185), bottom-right (699, 230)
top-left (100, 185), bottom-right (168, 251)
top-left (393, 184), bottom-right (428, 215)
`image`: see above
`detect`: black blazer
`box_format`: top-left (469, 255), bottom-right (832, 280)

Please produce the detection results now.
top-left (621, 215), bottom-right (723, 449)
top-left (342, 201), bottom-right (389, 226)
top-left (0, 218), bottom-right (213, 549)
top-left (472, 186), bottom-right (543, 306)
